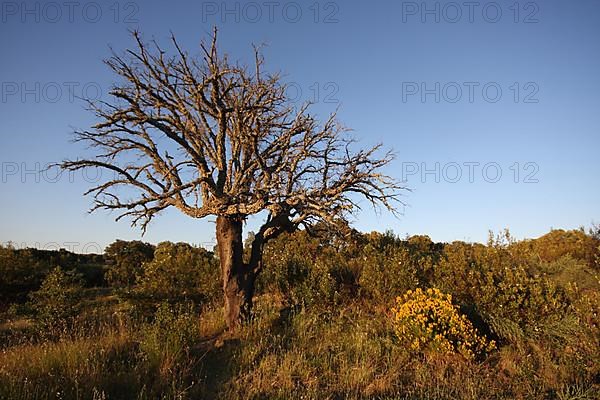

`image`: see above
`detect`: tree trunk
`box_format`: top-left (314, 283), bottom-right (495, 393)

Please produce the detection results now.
top-left (216, 215), bottom-right (255, 330)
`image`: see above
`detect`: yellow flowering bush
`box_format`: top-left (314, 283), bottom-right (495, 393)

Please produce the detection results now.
top-left (392, 288), bottom-right (495, 359)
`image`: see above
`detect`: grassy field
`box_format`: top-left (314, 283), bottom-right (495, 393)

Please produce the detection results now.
top-left (1, 228), bottom-right (599, 399)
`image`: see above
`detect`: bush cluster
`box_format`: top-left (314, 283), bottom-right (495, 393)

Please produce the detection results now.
top-left (136, 242), bottom-right (220, 303)
top-left (1, 227), bottom-right (599, 399)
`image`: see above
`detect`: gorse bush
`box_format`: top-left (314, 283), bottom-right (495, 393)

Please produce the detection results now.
top-left (392, 288), bottom-right (495, 359)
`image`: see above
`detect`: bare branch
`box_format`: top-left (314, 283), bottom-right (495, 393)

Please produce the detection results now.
top-left (62, 28), bottom-right (406, 234)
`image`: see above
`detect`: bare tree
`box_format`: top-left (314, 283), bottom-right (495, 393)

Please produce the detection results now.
top-left (60, 29), bottom-right (404, 329)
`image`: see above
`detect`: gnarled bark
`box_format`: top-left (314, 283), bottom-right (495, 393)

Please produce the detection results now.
top-left (216, 215), bottom-right (255, 329)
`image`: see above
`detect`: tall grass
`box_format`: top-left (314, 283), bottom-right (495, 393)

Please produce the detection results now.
top-left (1, 298), bottom-right (598, 399)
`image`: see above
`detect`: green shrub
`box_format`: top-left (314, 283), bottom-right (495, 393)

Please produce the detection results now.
top-left (359, 243), bottom-right (419, 301)
top-left (137, 242), bottom-right (220, 303)
top-left (359, 233), bottom-right (438, 301)
top-left (260, 231), bottom-right (337, 307)
top-left (0, 245), bottom-right (50, 303)
top-left (519, 229), bottom-right (600, 267)
top-left (28, 266), bottom-right (84, 331)
top-left (104, 240), bottom-right (155, 287)
top-left (433, 234), bottom-right (574, 342)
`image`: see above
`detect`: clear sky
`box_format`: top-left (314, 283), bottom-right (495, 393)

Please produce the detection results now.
top-left (1, 0), bottom-right (599, 252)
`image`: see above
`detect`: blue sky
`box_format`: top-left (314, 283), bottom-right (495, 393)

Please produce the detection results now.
top-left (1, 0), bottom-right (599, 252)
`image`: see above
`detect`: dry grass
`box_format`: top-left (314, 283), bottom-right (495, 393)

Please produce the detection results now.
top-left (0, 297), bottom-right (598, 400)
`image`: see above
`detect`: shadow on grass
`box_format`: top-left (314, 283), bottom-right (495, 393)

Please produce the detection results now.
top-left (195, 335), bottom-right (242, 399)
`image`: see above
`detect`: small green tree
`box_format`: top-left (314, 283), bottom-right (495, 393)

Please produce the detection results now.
top-left (28, 266), bottom-right (84, 330)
